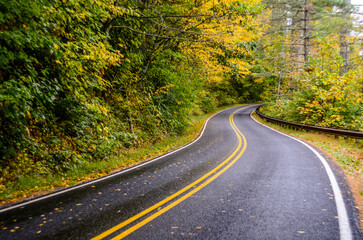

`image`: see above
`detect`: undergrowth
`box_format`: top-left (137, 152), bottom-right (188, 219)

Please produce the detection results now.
top-left (0, 105), bottom-right (238, 205)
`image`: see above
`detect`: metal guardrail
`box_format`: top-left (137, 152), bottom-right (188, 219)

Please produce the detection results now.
top-left (255, 106), bottom-right (363, 139)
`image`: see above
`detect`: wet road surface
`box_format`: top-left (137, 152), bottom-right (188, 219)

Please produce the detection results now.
top-left (0, 105), bottom-right (361, 239)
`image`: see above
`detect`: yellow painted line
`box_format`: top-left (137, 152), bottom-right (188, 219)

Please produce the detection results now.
top-left (111, 108), bottom-right (247, 240)
top-left (91, 106), bottom-right (249, 240)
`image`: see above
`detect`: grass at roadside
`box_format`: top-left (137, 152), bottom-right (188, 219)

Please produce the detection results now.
top-left (252, 111), bottom-right (363, 229)
top-left (0, 104), bottom-right (240, 206)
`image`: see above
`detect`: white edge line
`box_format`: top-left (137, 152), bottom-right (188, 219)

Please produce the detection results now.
top-left (0, 105), bottom-right (247, 213)
top-left (250, 110), bottom-right (352, 240)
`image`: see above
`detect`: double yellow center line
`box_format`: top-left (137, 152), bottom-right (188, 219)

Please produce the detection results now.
top-left (92, 106), bottom-right (249, 240)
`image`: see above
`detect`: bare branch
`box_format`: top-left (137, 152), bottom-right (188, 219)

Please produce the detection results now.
top-left (112, 26), bottom-right (209, 42)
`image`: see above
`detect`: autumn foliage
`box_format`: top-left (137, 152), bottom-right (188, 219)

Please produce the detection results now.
top-left (0, 0), bottom-right (361, 198)
top-left (258, 0), bottom-right (362, 132)
top-left (0, 0), bottom-right (265, 195)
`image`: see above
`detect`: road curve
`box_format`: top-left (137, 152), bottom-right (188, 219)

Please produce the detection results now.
top-left (0, 105), bottom-right (361, 239)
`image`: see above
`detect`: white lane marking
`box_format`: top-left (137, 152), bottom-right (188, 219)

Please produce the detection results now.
top-left (0, 105), bottom-right (247, 213)
top-left (250, 111), bottom-right (352, 240)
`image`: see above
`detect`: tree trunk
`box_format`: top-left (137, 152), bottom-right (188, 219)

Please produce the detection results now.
top-left (303, 0), bottom-right (310, 65)
top-left (339, 0), bottom-right (351, 76)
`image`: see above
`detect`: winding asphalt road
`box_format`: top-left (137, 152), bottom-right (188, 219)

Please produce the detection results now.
top-left (0, 105), bottom-right (361, 239)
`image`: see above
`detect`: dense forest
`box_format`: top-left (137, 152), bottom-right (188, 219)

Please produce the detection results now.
top-left (259, 0), bottom-right (363, 131)
top-left (0, 0), bottom-right (362, 197)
